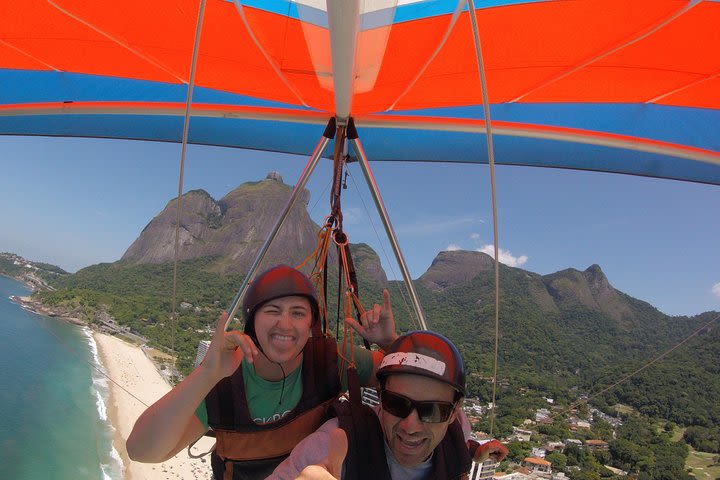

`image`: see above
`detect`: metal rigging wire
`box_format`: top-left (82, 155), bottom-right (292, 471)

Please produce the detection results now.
top-left (467, 0), bottom-right (502, 436)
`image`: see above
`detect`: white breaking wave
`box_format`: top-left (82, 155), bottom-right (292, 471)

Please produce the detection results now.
top-left (101, 447), bottom-right (125, 480)
top-left (83, 327), bottom-right (125, 480)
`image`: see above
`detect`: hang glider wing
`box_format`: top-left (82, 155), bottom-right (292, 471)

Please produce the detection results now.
top-left (1, 0), bottom-right (719, 184)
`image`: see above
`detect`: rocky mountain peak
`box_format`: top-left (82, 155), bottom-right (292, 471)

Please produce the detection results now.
top-left (120, 177), bottom-right (383, 280)
top-left (543, 264), bottom-right (637, 326)
top-left (419, 250), bottom-right (495, 292)
top-left (122, 179), bottom-right (317, 273)
top-left (266, 170), bottom-right (284, 183)
top-left (118, 174), bottom-right (651, 331)
top-left (584, 263), bottom-right (613, 298)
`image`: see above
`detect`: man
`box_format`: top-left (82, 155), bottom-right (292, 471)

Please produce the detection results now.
top-left (270, 330), bottom-right (508, 480)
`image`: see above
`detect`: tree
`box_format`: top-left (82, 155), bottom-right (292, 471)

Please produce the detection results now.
top-left (539, 417), bottom-right (572, 440)
top-left (569, 471), bottom-right (601, 480)
top-left (593, 449), bottom-right (611, 466)
top-left (546, 452), bottom-right (567, 471)
top-left (506, 441), bottom-right (532, 462)
top-left (683, 425), bottom-right (720, 453)
top-left (591, 418), bottom-right (615, 441)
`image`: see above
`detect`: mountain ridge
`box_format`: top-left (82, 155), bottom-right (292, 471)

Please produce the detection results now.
top-left (29, 174), bottom-right (719, 431)
top-left (123, 173), bottom-right (328, 275)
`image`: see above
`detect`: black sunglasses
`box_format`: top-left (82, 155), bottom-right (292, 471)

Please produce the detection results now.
top-left (380, 389), bottom-right (456, 423)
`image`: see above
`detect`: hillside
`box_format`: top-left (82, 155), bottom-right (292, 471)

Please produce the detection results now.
top-left (122, 172), bottom-right (321, 274)
top-left (0, 252), bottom-right (68, 290)
top-left (31, 175), bottom-right (720, 431)
top-left (410, 250), bottom-right (720, 427)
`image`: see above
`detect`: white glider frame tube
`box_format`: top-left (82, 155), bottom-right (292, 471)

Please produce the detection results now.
top-left (348, 130), bottom-right (428, 331)
top-left (223, 121), bottom-right (336, 330)
top-left (327, 0), bottom-right (360, 121)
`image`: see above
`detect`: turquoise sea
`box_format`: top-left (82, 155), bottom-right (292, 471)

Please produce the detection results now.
top-left (0, 275), bottom-right (123, 479)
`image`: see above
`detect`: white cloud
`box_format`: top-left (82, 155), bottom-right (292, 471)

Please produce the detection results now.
top-left (712, 282), bottom-right (720, 298)
top-left (339, 207), bottom-right (364, 225)
top-left (444, 235), bottom-right (528, 268)
top-left (477, 244), bottom-right (528, 267)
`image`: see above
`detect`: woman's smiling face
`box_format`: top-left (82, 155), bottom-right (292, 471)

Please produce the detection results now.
top-left (253, 295), bottom-right (312, 369)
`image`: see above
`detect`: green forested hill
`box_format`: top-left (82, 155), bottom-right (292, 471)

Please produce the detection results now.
top-left (37, 245), bottom-right (388, 373)
top-left (591, 311), bottom-right (720, 428)
top-left (0, 252), bottom-right (69, 288)
top-left (25, 175), bottom-right (720, 434)
top-left (35, 251), bottom-right (719, 431)
top-left (388, 259), bottom-right (720, 430)
top-left (38, 257), bottom-right (242, 372)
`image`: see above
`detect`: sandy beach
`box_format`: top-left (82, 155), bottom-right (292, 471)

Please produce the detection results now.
top-left (94, 332), bottom-right (215, 480)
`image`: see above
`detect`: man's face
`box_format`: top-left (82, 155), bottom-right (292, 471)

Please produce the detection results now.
top-left (379, 373), bottom-right (459, 467)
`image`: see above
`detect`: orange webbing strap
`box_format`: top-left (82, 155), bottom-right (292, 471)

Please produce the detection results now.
top-left (297, 217), bottom-right (335, 333)
top-left (214, 397), bottom-right (336, 462)
top-left (337, 231), bottom-right (368, 329)
top-left (336, 289), bottom-right (368, 372)
top-left (334, 229), bottom-right (370, 376)
top-left (337, 292), bottom-right (356, 380)
top-left (297, 124), bottom-right (370, 384)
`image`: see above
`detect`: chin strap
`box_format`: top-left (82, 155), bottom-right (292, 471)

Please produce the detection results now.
top-left (276, 361), bottom-right (286, 406)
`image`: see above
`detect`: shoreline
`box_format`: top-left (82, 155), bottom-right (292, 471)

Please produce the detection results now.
top-left (93, 331), bottom-right (215, 480)
top-left (10, 294), bottom-right (86, 325)
top-left (8, 277), bottom-right (215, 480)
top-left (7, 285), bottom-right (215, 479)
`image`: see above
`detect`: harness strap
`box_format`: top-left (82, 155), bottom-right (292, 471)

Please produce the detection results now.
top-left (214, 398), bottom-right (335, 461)
top-left (334, 229), bottom-right (370, 355)
top-left (223, 461), bottom-right (233, 480)
top-left (334, 368), bottom-right (392, 480)
top-left (432, 419), bottom-right (474, 479)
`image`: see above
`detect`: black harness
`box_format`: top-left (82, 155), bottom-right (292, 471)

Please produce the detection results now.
top-left (205, 335), bottom-right (340, 480)
top-left (333, 369), bottom-right (473, 480)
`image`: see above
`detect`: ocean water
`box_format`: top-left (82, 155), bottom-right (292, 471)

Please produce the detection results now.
top-left (0, 275), bottom-right (123, 479)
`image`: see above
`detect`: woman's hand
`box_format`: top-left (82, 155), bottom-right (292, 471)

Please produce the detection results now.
top-left (200, 311), bottom-right (260, 382)
top-left (345, 289), bottom-right (398, 351)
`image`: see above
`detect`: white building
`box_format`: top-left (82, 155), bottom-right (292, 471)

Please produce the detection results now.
top-left (193, 340), bottom-right (211, 368)
top-left (522, 457), bottom-right (552, 478)
top-left (531, 447), bottom-right (546, 458)
top-left (361, 387), bottom-right (380, 407)
top-left (469, 459), bottom-right (499, 480)
top-left (512, 427), bottom-right (533, 442)
top-left (494, 473), bottom-right (530, 479)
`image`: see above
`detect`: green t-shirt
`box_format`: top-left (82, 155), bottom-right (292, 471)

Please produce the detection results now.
top-left (196, 346), bottom-right (373, 428)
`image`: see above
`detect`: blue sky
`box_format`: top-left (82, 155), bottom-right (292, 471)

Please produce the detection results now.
top-left (1, 135), bottom-right (718, 317)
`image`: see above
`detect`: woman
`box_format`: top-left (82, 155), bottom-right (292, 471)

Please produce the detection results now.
top-left (127, 265), bottom-right (397, 480)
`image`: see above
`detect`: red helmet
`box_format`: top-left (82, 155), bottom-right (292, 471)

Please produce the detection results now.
top-left (377, 330), bottom-right (466, 397)
top-left (242, 265), bottom-right (320, 338)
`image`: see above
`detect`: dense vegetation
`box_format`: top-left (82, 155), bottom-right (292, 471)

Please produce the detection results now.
top-left (403, 267), bottom-right (720, 431)
top-left (37, 257), bottom-right (240, 372)
top-left (0, 254), bottom-right (68, 283)
top-left (29, 253), bottom-right (719, 478)
top-left (590, 312), bottom-right (720, 429)
top-left (0, 257), bottom-right (25, 276)
top-left (683, 425), bottom-right (720, 453)
top-left (493, 411), bottom-right (694, 479)
top-left (35, 256), bottom-right (720, 433)
top-left (37, 254), bottom-right (388, 373)
top-left (610, 416), bottom-right (692, 480)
